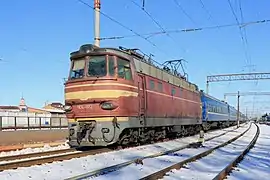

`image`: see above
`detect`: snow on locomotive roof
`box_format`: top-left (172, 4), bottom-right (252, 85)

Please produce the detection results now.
top-left (70, 44), bottom-right (198, 92)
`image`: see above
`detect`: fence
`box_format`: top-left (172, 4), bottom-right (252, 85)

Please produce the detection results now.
top-left (0, 112), bottom-right (68, 131)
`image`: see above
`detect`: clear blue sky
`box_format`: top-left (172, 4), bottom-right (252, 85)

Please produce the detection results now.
top-left (0, 0), bottom-right (269, 117)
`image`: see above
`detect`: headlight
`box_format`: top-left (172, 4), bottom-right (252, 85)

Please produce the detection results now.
top-left (100, 101), bottom-right (118, 110)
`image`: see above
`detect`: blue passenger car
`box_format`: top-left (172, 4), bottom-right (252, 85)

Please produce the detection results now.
top-left (200, 91), bottom-right (231, 129)
top-left (229, 105), bottom-right (237, 121)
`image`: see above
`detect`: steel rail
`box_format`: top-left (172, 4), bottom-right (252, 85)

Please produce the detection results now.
top-left (139, 123), bottom-right (254, 180)
top-left (213, 123), bottom-right (260, 180)
top-left (64, 124), bottom-right (249, 180)
top-left (0, 124), bottom-right (245, 172)
top-left (0, 148), bottom-right (112, 171)
top-left (0, 148), bottom-right (77, 162)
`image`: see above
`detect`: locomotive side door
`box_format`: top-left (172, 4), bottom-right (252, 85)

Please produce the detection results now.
top-left (138, 74), bottom-right (146, 126)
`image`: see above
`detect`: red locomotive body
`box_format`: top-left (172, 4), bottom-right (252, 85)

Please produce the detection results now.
top-left (65, 44), bottom-right (201, 147)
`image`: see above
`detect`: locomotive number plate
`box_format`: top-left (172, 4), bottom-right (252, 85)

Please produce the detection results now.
top-left (77, 104), bottom-right (93, 110)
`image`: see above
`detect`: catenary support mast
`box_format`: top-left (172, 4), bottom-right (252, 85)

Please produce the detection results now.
top-left (94, 0), bottom-right (101, 47)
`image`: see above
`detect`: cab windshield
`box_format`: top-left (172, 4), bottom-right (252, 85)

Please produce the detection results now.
top-left (69, 55), bottom-right (132, 80)
top-left (88, 56), bottom-right (107, 77)
top-left (70, 58), bottom-right (85, 79)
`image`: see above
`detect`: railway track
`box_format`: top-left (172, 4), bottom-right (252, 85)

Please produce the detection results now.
top-left (0, 124), bottom-right (247, 173)
top-left (138, 123), bottom-right (259, 180)
top-left (64, 123), bottom-right (250, 180)
top-left (0, 148), bottom-right (112, 171)
top-left (213, 123), bottom-right (260, 180)
top-left (0, 148), bottom-right (77, 162)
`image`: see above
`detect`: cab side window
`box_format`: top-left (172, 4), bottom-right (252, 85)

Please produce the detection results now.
top-left (171, 87), bottom-right (176, 96)
top-left (158, 82), bottom-right (163, 92)
top-left (118, 58), bottom-right (132, 80)
top-left (150, 80), bottom-right (155, 90)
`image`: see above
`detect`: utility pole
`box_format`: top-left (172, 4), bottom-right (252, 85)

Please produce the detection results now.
top-left (237, 91), bottom-right (240, 128)
top-left (94, 0), bottom-right (101, 47)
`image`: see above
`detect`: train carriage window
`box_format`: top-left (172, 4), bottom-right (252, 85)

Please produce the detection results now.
top-left (171, 87), bottom-right (176, 96)
top-left (117, 58), bottom-right (132, 80)
top-left (158, 82), bottom-right (163, 92)
top-left (70, 59), bottom-right (85, 79)
top-left (150, 80), bottom-right (155, 90)
top-left (108, 56), bottom-right (115, 76)
top-left (88, 56), bottom-right (107, 77)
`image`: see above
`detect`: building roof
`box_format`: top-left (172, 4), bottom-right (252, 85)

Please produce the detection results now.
top-left (42, 108), bottom-right (65, 113)
top-left (43, 102), bottom-right (64, 113)
top-left (27, 107), bottom-right (49, 114)
top-left (0, 100), bottom-right (65, 114)
top-left (0, 106), bottom-right (20, 110)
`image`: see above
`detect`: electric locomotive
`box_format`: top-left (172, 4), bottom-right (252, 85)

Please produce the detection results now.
top-left (64, 44), bottom-right (202, 147)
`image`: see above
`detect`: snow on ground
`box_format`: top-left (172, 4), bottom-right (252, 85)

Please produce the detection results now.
top-left (160, 123), bottom-right (258, 180)
top-left (0, 141), bottom-right (69, 157)
top-left (87, 124), bottom-right (251, 180)
top-left (0, 125), bottom-right (247, 180)
top-left (228, 124), bottom-right (270, 180)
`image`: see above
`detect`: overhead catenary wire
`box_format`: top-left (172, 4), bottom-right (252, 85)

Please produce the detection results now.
top-left (174, 0), bottom-right (227, 64)
top-left (198, 0), bottom-right (239, 64)
top-left (130, 0), bottom-right (164, 34)
top-left (227, 0), bottom-right (251, 70)
top-left (198, 0), bottom-right (212, 21)
top-left (238, 0), bottom-right (253, 72)
top-left (239, 0), bottom-right (249, 49)
top-left (98, 19), bottom-right (270, 40)
top-left (173, 0), bottom-right (197, 26)
top-left (129, 0), bottom-right (186, 52)
top-left (76, 0), bottom-right (171, 56)
top-left (238, 0), bottom-right (256, 86)
top-left (197, 0), bottom-right (221, 31)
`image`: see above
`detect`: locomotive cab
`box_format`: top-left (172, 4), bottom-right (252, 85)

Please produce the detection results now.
top-left (65, 44), bottom-right (139, 147)
top-left (69, 45), bottom-right (133, 81)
